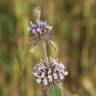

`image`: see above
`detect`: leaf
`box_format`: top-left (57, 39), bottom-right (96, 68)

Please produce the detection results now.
top-left (55, 83), bottom-right (63, 96)
top-left (48, 40), bottom-right (58, 52)
top-left (29, 44), bottom-right (37, 53)
top-left (47, 88), bottom-right (53, 96)
top-left (57, 81), bottom-right (63, 89)
top-left (47, 83), bottom-right (63, 96)
top-left (34, 6), bottom-right (41, 22)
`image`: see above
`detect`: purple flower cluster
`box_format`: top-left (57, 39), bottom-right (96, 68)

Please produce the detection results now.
top-left (33, 57), bottom-right (68, 86)
top-left (29, 21), bottom-right (53, 44)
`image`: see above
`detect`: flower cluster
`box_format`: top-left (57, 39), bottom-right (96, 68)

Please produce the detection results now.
top-left (29, 21), bottom-right (53, 44)
top-left (33, 57), bottom-right (68, 86)
top-left (29, 7), bottom-right (68, 88)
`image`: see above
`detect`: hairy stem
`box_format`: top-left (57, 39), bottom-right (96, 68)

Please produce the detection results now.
top-left (43, 41), bottom-right (48, 60)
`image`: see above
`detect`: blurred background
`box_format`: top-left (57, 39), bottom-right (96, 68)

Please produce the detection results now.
top-left (0, 0), bottom-right (96, 96)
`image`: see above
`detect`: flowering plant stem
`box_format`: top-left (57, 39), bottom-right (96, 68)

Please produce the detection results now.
top-left (43, 41), bottom-right (48, 60)
top-left (31, 7), bottom-right (68, 96)
top-left (43, 41), bottom-right (62, 96)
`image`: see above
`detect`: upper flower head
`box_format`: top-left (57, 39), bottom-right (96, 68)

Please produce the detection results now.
top-left (28, 21), bottom-right (53, 45)
top-left (33, 57), bottom-right (68, 86)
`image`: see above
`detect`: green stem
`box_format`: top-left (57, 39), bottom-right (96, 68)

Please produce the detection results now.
top-left (43, 41), bottom-right (48, 60)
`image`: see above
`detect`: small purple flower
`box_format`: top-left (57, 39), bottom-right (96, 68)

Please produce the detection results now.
top-left (33, 57), bottom-right (68, 86)
top-left (28, 21), bottom-right (53, 45)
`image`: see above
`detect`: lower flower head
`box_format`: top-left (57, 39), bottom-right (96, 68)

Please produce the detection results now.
top-left (33, 57), bottom-right (68, 86)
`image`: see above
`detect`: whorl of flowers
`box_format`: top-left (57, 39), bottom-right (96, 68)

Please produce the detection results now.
top-left (28, 21), bottom-right (53, 44)
top-left (29, 7), bottom-right (68, 90)
top-left (28, 7), bottom-right (54, 45)
top-left (33, 57), bottom-right (68, 86)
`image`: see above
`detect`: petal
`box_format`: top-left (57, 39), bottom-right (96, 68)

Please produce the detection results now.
top-left (41, 72), bottom-right (45, 78)
top-left (33, 72), bottom-right (40, 77)
top-left (33, 72), bottom-right (38, 76)
top-left (59, 69), bottom-right (65, 74)
top-left (58, 64), bottom-right (65, 69)
top-left (36, 78), bottom-right (41, 84)
top-left (49, 78), bottom-right (52, 82)
top-left (59, 73), bottom-right (64, 80)
top-left (48, 75), bottom-right (53, 82)
top-left (48, 68), bottom-right (51, 74)
top-left (43, 78), bottom-right (48, 86)
top-left (64, 71), bottom-right (68, 76)
top-left (53, 73), bottom-right (58, 79)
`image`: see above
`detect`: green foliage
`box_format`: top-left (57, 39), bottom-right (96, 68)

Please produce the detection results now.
top-left (48, 40), bottom-right (58, 52)
top-left (47, 83), bottom-right (63, 96)
top-left (47, 87), bottom-right (61, 96)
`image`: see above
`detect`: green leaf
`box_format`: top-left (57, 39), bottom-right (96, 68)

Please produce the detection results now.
top-left (29, 44), bottom-right (37, 53)
top-left (47, 83), bottom-right (63, 96)
top-left (47, 88), bottom-right (53, 96)
top-left (48, 40), bottom-right (58, 52)
top-left (57, 81), bottom-right (63, 89)
top-left (55, 83), bottom-right (63, 96)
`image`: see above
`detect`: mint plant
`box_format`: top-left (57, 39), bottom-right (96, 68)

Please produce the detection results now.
top-left (28, 7), bottom-right (68, 96)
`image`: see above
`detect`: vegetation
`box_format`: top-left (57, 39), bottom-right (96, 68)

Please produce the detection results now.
top-left (0, 0), bottom-right (96, 96)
